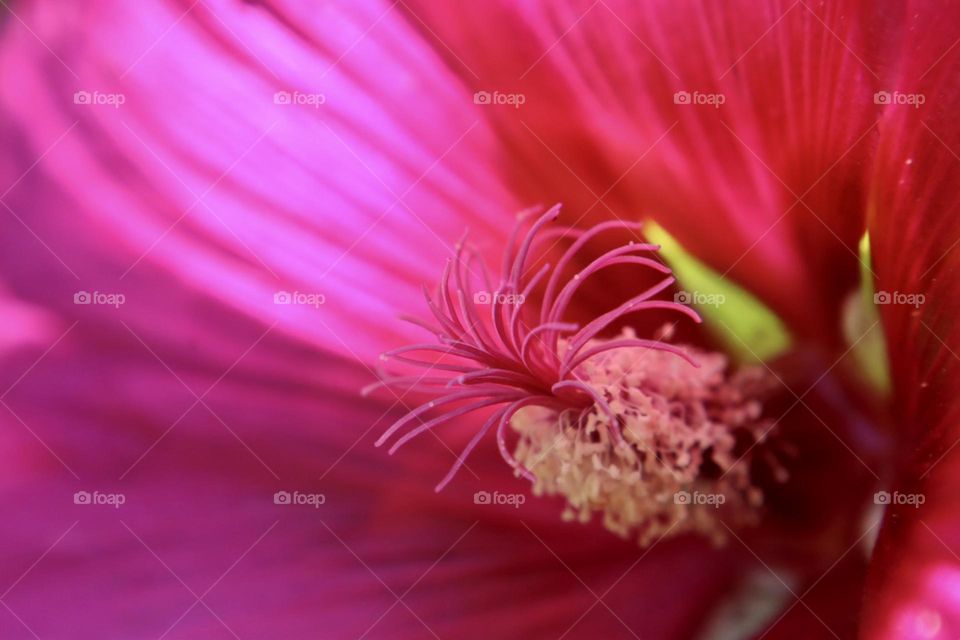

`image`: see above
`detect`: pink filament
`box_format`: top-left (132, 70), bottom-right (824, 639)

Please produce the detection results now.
top-left (371, 205), bottom-right (702, 488)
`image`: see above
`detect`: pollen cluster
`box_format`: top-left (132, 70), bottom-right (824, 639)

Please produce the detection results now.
top-left (512, 328), bottom-right (776, 546)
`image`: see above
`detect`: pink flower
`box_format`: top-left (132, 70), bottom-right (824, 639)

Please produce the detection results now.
top-left (0, 1), bottom-right (958, 638)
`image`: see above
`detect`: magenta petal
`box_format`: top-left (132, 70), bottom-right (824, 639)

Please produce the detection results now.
top-left (0, 251), bottom-right (755, 638)
top-left (0, 0), bottom-right (523, 363)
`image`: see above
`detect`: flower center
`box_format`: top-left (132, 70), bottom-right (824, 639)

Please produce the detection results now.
top-left (367, 205), bottom-right (778, 546)
top-left (513, 328), bottom-right (775, 546)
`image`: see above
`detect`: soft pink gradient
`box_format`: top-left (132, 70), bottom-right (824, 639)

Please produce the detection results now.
top-left (1, 1), bottom-right (959, 638)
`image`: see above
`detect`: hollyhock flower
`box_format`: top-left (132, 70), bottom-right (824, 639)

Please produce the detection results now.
top-left (0, 1), bottom-right (958, 639)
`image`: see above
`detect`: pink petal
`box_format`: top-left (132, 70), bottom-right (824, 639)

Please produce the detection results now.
top-left (0, 0), bottom-right (520, 363)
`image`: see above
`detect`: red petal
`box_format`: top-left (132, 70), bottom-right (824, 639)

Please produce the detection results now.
top-left (860, 1), bottom-right (960, 637)
top-left (400, 0), bottom-right (888, 348)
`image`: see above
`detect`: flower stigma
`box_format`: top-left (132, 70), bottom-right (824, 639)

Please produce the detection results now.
top-left (367, 205), bottom-right (780, 545)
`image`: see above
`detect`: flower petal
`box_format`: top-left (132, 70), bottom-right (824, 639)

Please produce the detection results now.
top-left (0, 253), bottom-right (754, 639)
top-left (0, 2), bottom-right (764, 637)
top-left (1, 0), bottom-right (521, 363)
top-left (400, 0), bottom-right (887, 348)
top-left (859, 1), bottom-right (960, 636)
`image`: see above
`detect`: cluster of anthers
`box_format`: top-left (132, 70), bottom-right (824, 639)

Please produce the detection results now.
top-left (366, 205), bottom-right (778, 545)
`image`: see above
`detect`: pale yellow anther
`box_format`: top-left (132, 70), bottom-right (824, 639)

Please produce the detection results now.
top-left (512, 328), bottom-right (779, 546)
